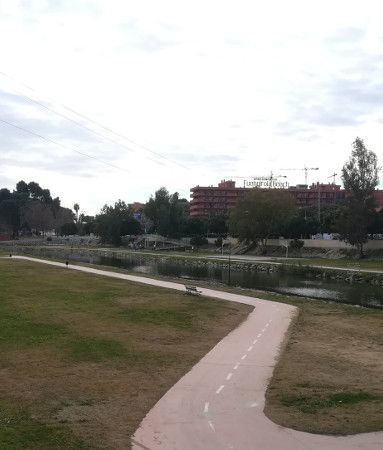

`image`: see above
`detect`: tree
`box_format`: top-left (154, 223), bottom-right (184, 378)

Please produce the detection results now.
top-left (52, 207), bottom-right (75, 234)
top-left (95, 200), bottom-right (142, 245)
top-left (144, 188), bottom-right (189, 237)
top-left (337, 137), bottom-right (380, 257)
top-left (183, 217), bottom-right (206, 236)
top-left (0, 199), bottom-right (20, 237)
top-left (208, 214), bottom-right (228, 235)
top-left (73, 203), bottom-right (80, 223)
top-left (0, 188), bottom-right (11, 203)
top-left (60, 222), bottom-right (78, 236)
top-left (23, 201), bottom-right (54, 235)
top-left (80, 215), bottom-right (96, 235)
top-left (229, 190), bottom-right (296, 254)
top-left (368, 209), bottom-right (383, 236)
top-left (284, 207), bottom-right (319, 239)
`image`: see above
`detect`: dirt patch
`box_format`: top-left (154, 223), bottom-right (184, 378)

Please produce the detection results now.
top-left (265, 302), bottom-right (383, 434)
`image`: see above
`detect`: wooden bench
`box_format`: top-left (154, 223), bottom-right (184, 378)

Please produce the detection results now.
top-left (184, 285), bottom-right (202, 296)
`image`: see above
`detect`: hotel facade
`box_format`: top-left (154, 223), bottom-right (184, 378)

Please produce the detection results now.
top-left (190, 180), bottom-right (383, 218)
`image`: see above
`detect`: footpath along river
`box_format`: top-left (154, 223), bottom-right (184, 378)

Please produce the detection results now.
top-left (12, 246), bottom-right (383, 308)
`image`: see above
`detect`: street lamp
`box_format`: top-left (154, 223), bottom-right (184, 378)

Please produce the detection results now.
top-left (282, 242), bottom-right (289, 259)
top-left (228, 238), bottom-right (231, 285)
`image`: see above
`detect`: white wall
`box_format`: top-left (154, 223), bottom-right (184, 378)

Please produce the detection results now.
top-left (268, 239), bottom-right (383, 250)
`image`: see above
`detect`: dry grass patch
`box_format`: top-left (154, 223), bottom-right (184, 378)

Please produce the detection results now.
top-left (265, 299), bottom-right (383, 434)
top-left (0, 259), bottom-right (251, 449)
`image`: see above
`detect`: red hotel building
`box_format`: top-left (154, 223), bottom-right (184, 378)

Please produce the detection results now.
top-left (190, 180), bottom-right (383, 218)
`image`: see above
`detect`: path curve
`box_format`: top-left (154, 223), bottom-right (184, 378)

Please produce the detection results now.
top-left (5, 256), bottom-right (382, 449)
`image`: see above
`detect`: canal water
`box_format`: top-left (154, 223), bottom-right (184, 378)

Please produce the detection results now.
top-left (14, 247), bottom-right (383, 309)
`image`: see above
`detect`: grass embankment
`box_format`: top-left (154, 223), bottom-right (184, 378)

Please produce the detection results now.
top-left (0, 259), bottom-right (251, 449)
top-left (284, 258), bottom-right (383, 272)
top-left (264, 295), bottom-right (383, 434)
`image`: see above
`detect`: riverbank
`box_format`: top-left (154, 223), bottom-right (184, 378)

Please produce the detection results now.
top-left (7, 245), bottom-right (383, 288)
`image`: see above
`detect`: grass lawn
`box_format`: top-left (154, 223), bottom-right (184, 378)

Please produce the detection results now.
top-left (0, 259), bottom-right (251, 449)
top-left (284, 257), bottom-right (383, 272)
top-left (263, 294), bottom-right (383, 435)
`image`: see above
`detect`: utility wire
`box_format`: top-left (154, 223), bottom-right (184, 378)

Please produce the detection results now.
top-left (0, 117), bottom-right (130, 173)
top-left (0, 70), bottom-right (188, 170)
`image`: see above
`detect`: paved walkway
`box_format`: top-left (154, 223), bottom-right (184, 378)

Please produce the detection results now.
top-left (5, 256), bottom-right (382, 449)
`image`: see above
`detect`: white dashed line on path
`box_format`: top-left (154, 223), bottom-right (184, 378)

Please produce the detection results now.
top-left (226, 373), bottom-right (233, 381)
top-left (216, 385), bottom-right (225, 394)
top-left (252, 339), bottom-right (258, 345)
top-left (204, 402), bottom-right (209, 413)
top-left (208, 420), bottom-right (215, 432)
top-left (247, 346), bottom-right (253, 352)
top-left (233, 363), bottom-right (240, 370)
top-left (241, 354), bottom-right (247, 360)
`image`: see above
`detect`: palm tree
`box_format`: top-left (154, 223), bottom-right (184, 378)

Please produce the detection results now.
top-left (73, 203), bottom-right (80, 223)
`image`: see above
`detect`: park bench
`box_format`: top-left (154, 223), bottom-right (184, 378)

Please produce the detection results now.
top-left (184, 285), bottom-right (202, 296)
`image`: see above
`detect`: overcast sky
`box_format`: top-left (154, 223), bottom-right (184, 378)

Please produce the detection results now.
top-left (0, 0), bottom-right (382, 215)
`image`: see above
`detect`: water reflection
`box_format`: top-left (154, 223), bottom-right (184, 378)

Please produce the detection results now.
top-left (16, 248), bottom-right (383, 308)
top-left (99, 255), bottom-right (383, 308)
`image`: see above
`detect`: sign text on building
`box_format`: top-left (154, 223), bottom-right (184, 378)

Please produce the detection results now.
top-left (244, 177), bottom-right (289, 189)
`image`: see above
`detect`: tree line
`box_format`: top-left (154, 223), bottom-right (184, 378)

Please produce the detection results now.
top-left (91, 188), bottom-right (229, 245)
top-left (1, 138), bottom-right (380, 257)
top-left (0, 180), bottom-right (74, 238)
top-left (229, 137), bottom-right (382, 257)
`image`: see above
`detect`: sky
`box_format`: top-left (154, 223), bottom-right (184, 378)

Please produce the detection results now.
top-left (0, 0), bottom-right (382, 216)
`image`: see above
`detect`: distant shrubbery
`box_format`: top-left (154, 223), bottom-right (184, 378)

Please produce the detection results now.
top-left (289, 239), bottom-right (304, 250)
top-left (190, 235), bottom-right (208, 247)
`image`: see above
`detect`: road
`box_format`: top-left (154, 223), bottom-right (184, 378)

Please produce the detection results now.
top-left (5, 256), bottom-right (382, 449)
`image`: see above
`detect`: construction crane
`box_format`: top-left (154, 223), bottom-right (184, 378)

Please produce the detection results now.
top-left (279, 166), bottom-right (319, 185)
top-left (225, 171), bottom-right (287, 180)
top-left (327, 172), bottom-right (338, 184)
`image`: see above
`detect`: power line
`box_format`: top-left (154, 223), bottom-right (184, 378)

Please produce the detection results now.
top-left (0, 70), bottom-right (188, 170)
top-left (0, 117), bottom-right (130, 173)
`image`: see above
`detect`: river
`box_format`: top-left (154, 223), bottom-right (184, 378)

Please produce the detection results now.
top-left (13, 247), bottom-right (383, 309)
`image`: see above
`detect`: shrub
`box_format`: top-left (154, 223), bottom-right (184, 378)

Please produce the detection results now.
top-left (214, 237), bottom-right (223, 247)
top-left (190, 235), bottom-right (208, 246)
top-left (289, 238), bottom-right (304, 250)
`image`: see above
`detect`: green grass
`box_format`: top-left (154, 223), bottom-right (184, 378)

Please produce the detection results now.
top-left (0, 258), bottom-right (250, 448)
top-left (64, 336), bottom-right (127, 362)
top-left (0, 401), bottom-right (96, 450)
top-left (119, 298), bottom-right (220, 330)
top-left (281, 391), bottom-right (380, 413)
top-left (0, 313), bottom-right (65, 346)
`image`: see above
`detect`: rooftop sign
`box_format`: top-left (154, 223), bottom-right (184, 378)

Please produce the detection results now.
top-left (244, 177), bottom-right (289, 189)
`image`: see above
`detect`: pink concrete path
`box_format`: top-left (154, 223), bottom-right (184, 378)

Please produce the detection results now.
top-left (6, 256), bottom-right (382, 449)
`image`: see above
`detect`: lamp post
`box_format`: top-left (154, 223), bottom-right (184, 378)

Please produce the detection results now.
top-left (228, 238), bottom-right (231, 285)
top-left (282, 242), bottom-right (289, 259)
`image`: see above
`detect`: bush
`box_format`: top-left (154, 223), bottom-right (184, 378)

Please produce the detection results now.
top-left (190, 235), bottom-right (208, 246)
top-left (60, 222), bottom-right (78, 236)
top-left (289, 238), bottom-right (304, 250)
top-left (214, 237), bottom-right (223, 247)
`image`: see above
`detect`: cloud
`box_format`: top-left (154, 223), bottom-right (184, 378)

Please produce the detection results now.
top-left (0, 88), bottom-right (137, 176)
top-left (166, 151), bottom-right (240, 168)
top-left (325, 27), bottom-right (366, 46)
top-left (277, 74), bottom-right (383, 135)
